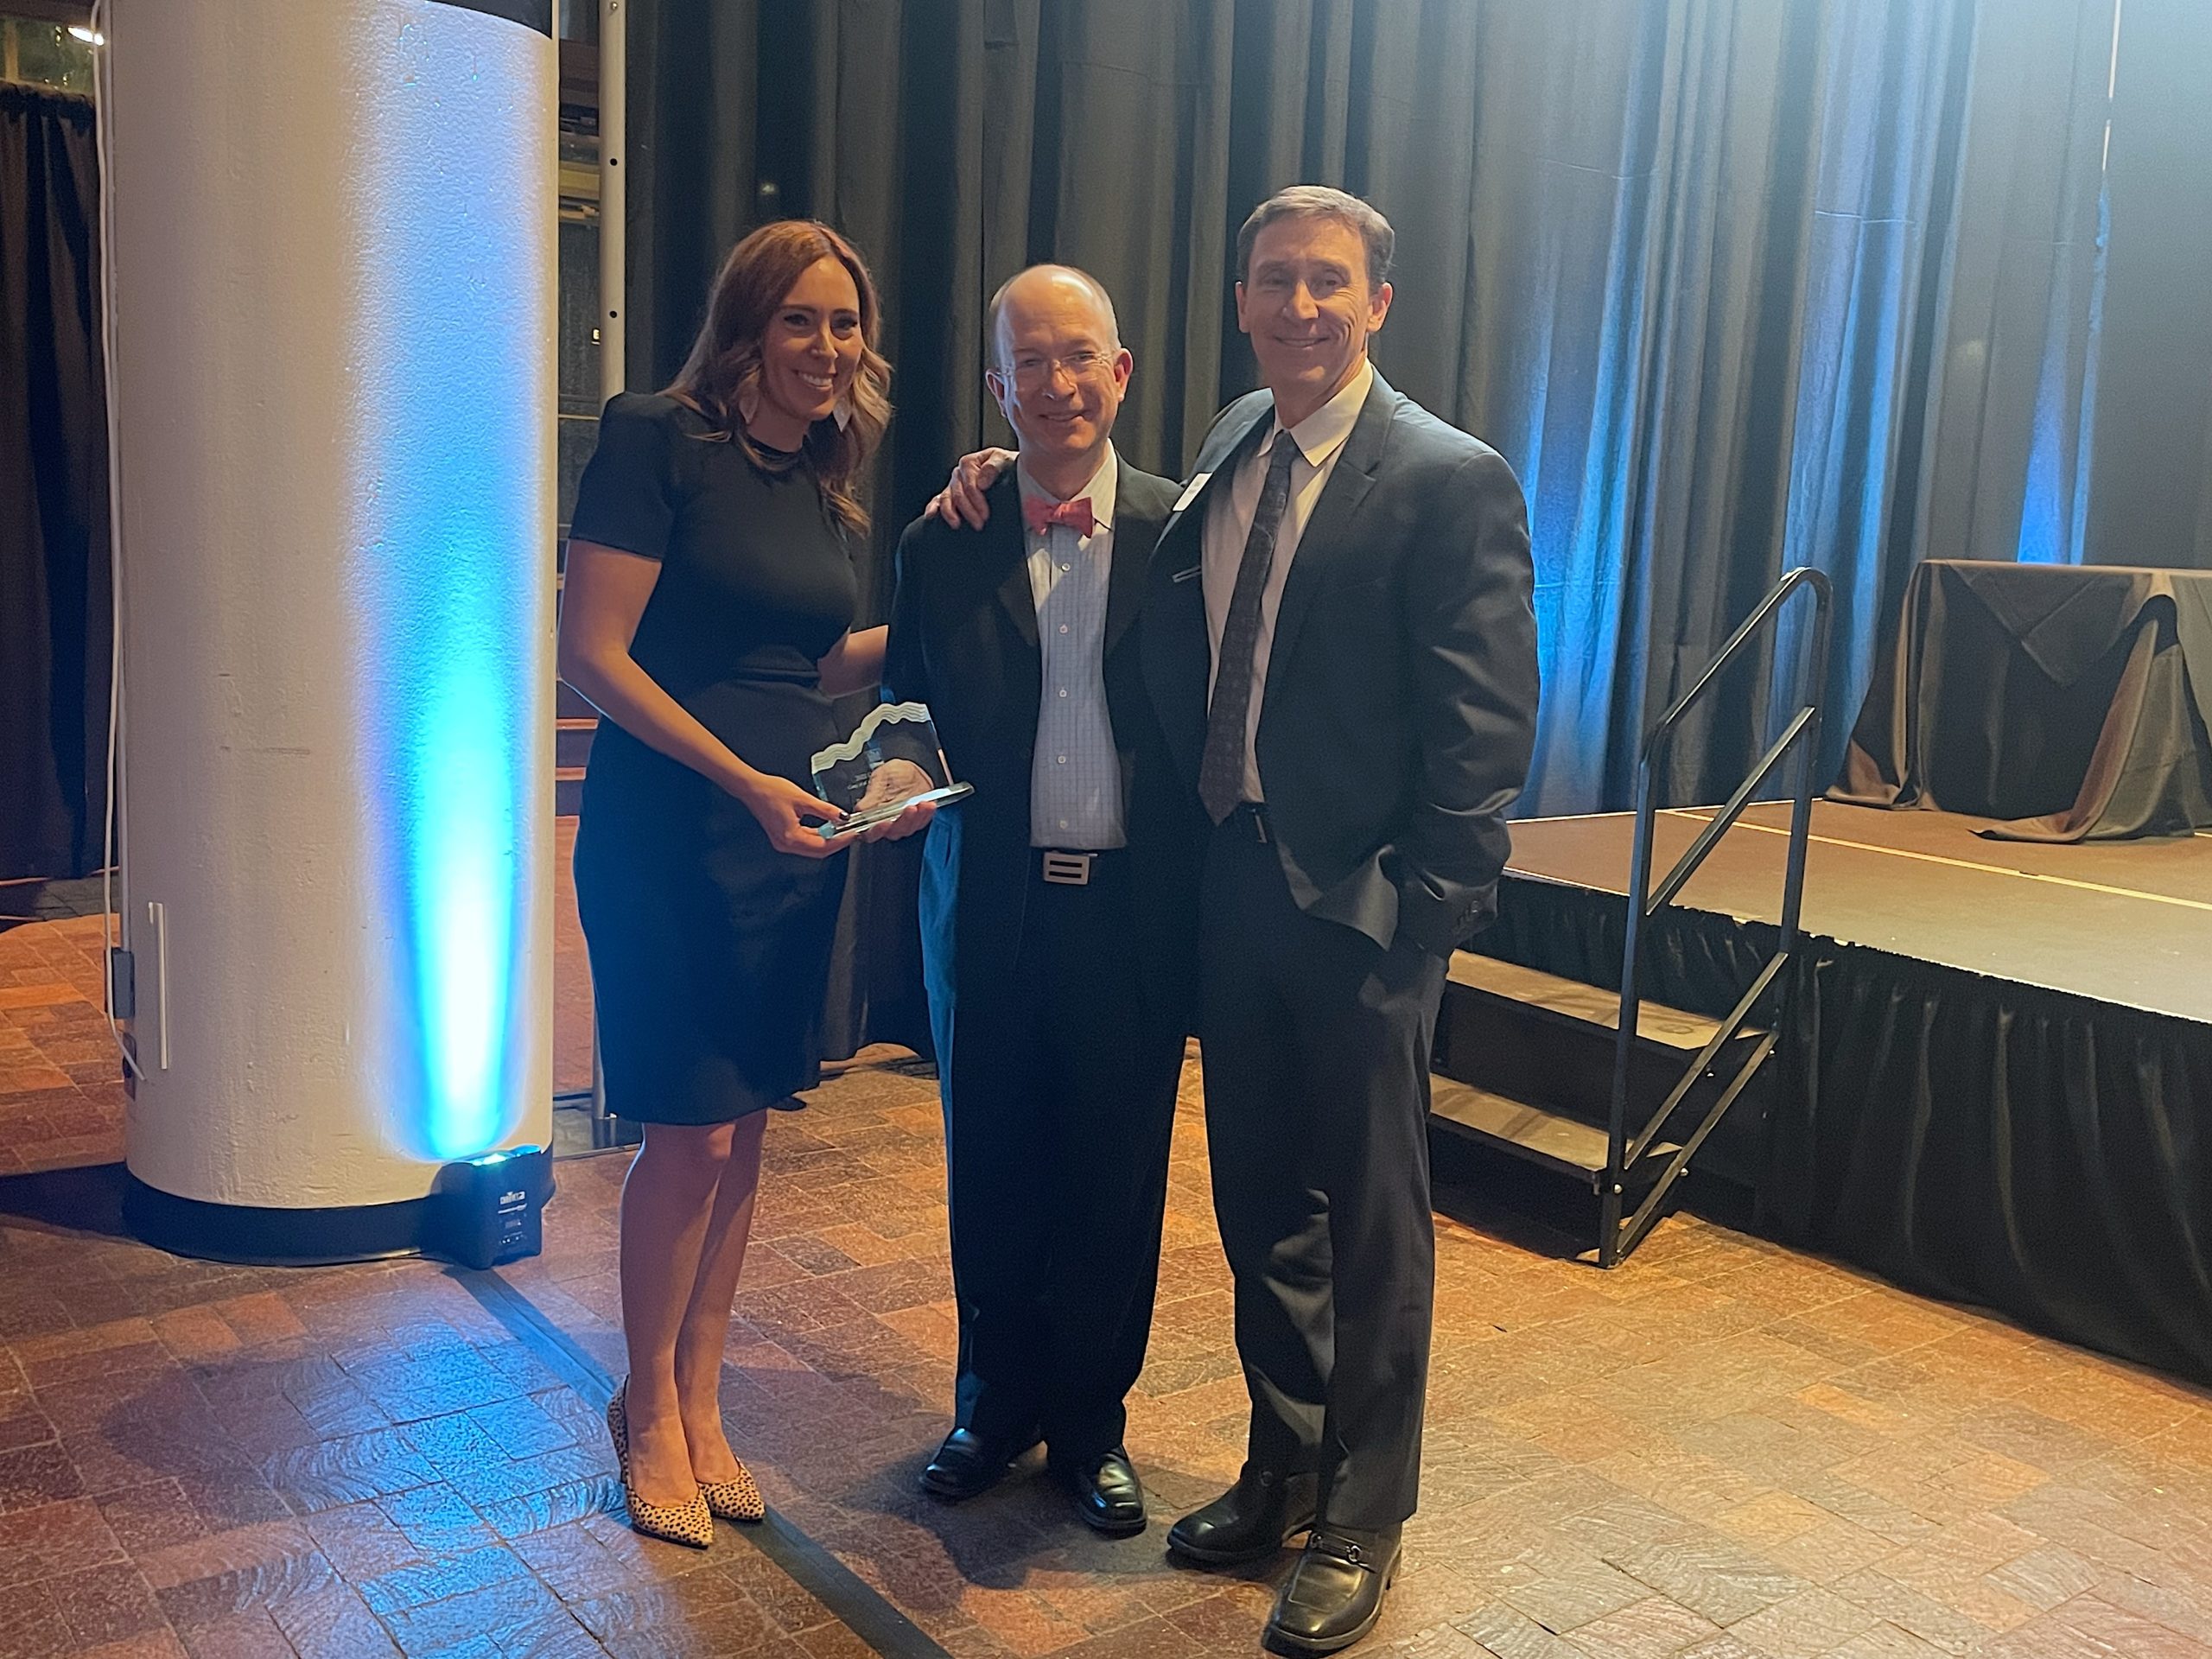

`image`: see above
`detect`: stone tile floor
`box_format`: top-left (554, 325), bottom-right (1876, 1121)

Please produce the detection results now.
top-left (3, 849), bottom-right (2210, 1656)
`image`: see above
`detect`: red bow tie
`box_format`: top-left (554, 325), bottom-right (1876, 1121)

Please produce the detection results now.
top-left (1023, 495), bottom-right (1096, 537)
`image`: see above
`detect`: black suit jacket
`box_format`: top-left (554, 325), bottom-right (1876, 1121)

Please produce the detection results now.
top-left (885, 461), bottom-right (1203, 1056)
top-left (1141, 369), bottom-right (1540, 957)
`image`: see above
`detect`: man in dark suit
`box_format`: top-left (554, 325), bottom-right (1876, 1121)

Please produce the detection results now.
top-left (1137, 187), bottom-right (1539, 1654)
top-left (884, 265), bottom-right (1201, 1535)
top-left (926, 190), bottom-right (1538, 1653)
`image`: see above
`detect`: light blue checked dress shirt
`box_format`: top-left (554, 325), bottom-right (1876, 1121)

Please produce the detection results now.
top-left (1020, 449), bottom-right (1126, 849)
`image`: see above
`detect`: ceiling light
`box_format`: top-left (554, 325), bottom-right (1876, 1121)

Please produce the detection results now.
top-left (69, 25), bottom-right (106, 45)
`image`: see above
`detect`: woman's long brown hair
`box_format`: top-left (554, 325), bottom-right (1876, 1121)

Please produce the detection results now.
top-left (662, 220), bottom-right (893, 535)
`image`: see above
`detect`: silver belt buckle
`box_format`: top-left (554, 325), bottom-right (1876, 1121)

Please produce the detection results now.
top-left (1041, 850), bottom-right (1093, 886)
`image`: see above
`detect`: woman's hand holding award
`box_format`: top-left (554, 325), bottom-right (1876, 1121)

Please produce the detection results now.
top-left (809, 702), bottom-right (973, 842)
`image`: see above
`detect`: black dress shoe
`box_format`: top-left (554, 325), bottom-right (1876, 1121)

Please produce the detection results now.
top-left (918, 1427), bottom-right (1032, 1501)
top-left (1263, 1527), bottom-right (1401, 1656)
top-left (1166, 1465), bottom-right (1319, 1566)
top-left (1053, 1446), bottom-right (1147, 1536)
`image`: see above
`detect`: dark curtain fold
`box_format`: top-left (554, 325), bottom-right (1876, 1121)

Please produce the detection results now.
top-left (0, 86), bottom-right (109, 883)
top-left (2083, 0), bottom-right (2212, 573)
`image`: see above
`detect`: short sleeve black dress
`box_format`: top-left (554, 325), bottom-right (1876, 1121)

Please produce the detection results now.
top-left (568, 392), bottom-right (859, 1124)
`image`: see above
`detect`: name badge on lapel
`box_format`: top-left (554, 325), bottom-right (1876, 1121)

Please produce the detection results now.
top-left (1171, 472), bottom-right (1213, 514)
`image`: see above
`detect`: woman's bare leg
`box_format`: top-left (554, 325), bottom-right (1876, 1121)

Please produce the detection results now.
top-left (618, 1120), bottom-right (735, 1504)
top-left (673, 1109), bottom-right (767, 1484)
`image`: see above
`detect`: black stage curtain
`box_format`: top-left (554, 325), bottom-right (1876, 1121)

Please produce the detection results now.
top-left (0, 86), bottom-right (108, 883)
top-left (1480, 877), bottom-right (2212, 1386)
top-left (2084, 0), bottom-right (2212, 575)
top-left (611, 1), bottom-right (2212, 1056)
top-left (614, 0), bottom-right (2209, 817)
top-left (613, 0), bottom-right (2182, 1053)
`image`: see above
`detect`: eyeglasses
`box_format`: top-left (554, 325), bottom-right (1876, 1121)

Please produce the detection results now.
top-left (998, 349), bottom-right (1116, 390)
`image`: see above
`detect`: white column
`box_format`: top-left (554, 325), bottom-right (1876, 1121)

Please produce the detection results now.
top-left (105, 0), bottom-right (556, 1254)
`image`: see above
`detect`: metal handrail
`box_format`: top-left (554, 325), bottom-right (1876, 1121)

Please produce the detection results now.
top-left (1599, 567), bottom-right (1834, 1264)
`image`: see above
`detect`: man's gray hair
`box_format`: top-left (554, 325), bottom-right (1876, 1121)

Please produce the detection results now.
top-left (985, 264), bottom-right (1123, 367)
top-left (1236, 185), bottom-right (1395, 291)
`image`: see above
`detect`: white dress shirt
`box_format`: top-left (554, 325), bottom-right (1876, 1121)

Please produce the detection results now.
top-left (1020, 446), bottom-right (1126, 849)
top-left (1201, 358), bottom-right (1373, 804)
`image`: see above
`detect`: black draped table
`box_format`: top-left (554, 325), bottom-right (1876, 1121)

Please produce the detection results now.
top-left (1832, 560), bottom-right (2212, 840)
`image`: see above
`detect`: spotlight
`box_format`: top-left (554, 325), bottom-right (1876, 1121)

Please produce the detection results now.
top-left (428, 1145), bottom-right (551, 1269)
top-left (69, 24), bottom-right (106, 45)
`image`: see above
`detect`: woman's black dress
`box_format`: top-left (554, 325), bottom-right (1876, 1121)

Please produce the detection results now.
top-left (569, 393), bottom-right (858, 1124)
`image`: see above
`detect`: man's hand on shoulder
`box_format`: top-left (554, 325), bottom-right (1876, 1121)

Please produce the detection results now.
top-left (925, 448), bottom-right (1018, 530)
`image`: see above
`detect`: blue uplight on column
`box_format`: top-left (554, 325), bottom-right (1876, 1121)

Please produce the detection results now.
top-left (404, 675), bottom-right (519, 1160)
top-left (354, 3), bottom-right (550, 1163)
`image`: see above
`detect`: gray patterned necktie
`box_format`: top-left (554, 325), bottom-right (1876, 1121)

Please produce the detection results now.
top-left (1199, 432), bottom-right (1300, 823)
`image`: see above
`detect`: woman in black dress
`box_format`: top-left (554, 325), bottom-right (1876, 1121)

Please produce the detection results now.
top-left (557, 220), bottom-right (929, 1546)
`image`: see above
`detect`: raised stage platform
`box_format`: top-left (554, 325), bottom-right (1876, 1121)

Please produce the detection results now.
top-left (1473, 799), bottom-right (2212, 1382)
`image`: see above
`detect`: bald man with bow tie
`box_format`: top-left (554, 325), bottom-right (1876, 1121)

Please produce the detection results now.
top-left (883, 264), bottom-right (1204, 1535)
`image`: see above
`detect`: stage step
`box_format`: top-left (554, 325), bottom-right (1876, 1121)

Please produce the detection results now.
top-left (1435, 950), bottom-right (1763, 1141)
top-left (556, 765), bottom-right (586, 817)
top-left (1446, 952), bottom-right (1745, 1050)
top-left (1430, 1077), bottom-right (1681, 1190)
top-left (1429, 948), bottom-right (1777, 1256)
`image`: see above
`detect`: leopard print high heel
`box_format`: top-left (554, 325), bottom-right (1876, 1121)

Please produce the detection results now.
top-left (698, 1461), bottom-right (766, 1524)
top-left (607, 1380), bottom-right (714, 1548)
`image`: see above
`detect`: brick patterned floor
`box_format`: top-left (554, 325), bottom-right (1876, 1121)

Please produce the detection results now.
top-left (0, 912), bottom-right (125, 1177)
top-left (2, 849), bottom-right (2210, 1656)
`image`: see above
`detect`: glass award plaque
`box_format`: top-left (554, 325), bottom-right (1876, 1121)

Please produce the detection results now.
top-left (809, 701), bottom-right (973, 839)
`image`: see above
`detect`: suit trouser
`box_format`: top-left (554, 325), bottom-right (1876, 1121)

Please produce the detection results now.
top-left (1198, 810), bottom-right (1447, 1530)
top-left (941, 852), bottom-right (1185, 1462)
